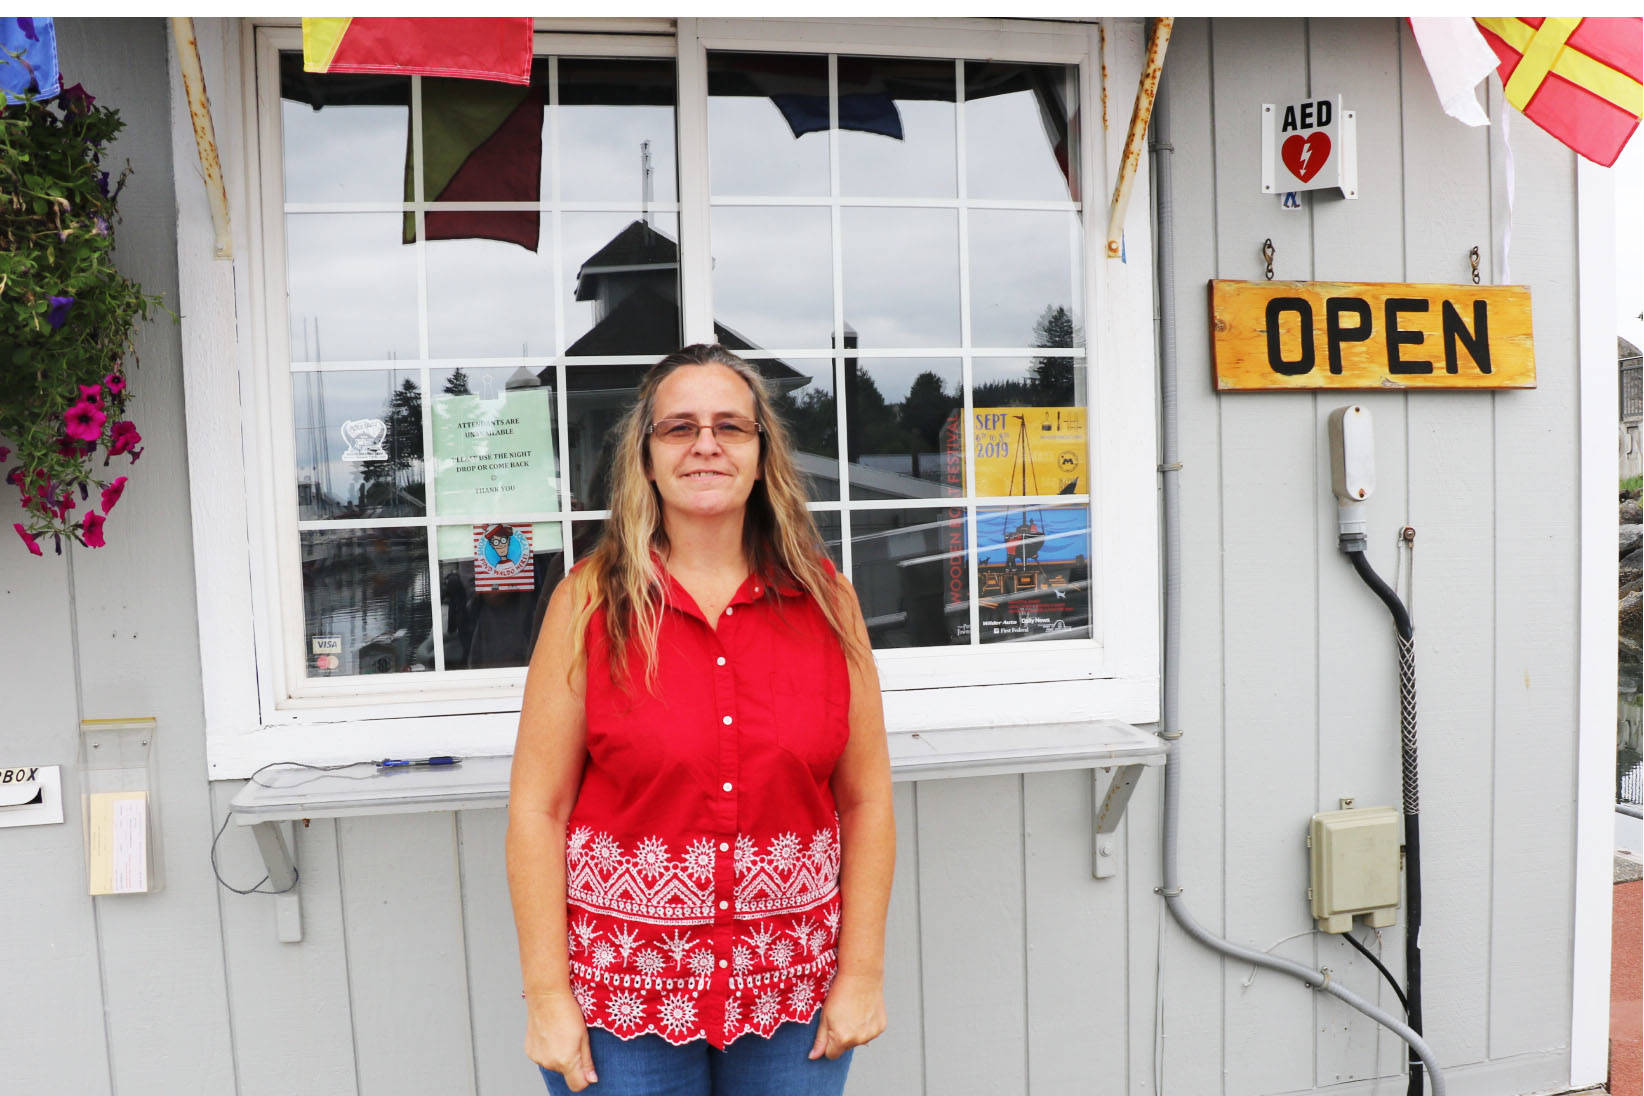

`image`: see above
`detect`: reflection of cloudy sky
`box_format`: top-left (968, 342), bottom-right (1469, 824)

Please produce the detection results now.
top-left (282, 97), bottom-right (409, 204)
top-left (839, 97), bottom-right (956, 198)
top-left (968, 211), bottom-right (1081, 347)
top-left (559, 102), bottom-right (677, 204)
top-left (842, 208), bottom-right (960, 348)
top-left (293, 369), bottom-right (423, 518)
top-left (965, 79), bottom-right (1078, 202)
top-left (712, 207), bottom-right (833, 348)
top-left (288, 214), bottom-right (419, 361)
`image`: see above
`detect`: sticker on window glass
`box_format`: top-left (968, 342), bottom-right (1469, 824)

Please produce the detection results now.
top-left (311, 635), bottom-right (342, 655)
top-left (474, 523), bottom-right (534, 592)
top-left (340, 417), bottom-right (389, 462)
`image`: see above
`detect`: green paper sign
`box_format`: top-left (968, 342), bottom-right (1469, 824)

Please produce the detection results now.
top-left (431, 386), bottom-right (557, 517)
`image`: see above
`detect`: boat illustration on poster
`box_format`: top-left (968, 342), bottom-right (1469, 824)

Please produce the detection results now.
top-left (972, 506), bottom-right (1090, 642)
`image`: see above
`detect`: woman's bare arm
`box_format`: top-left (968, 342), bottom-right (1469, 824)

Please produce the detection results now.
top-left (506, 578), bottom-right (597, 1090)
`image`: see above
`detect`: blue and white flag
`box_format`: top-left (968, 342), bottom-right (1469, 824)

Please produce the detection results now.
top-left (1, 17), bottom-right (61, 100)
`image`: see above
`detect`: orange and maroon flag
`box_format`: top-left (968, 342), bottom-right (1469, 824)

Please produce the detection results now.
top-left (1473, 17), bottom-right (1642, 167)
top-left (302, 17), bottom-right (532, 85)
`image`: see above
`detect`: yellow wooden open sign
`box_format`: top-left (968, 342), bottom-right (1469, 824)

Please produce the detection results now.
top-left (1210, 280), bottom-right (1535, 391)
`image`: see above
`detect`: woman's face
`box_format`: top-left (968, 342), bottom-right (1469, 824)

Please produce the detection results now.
top-left (646, 363), bottom-right (762, 523)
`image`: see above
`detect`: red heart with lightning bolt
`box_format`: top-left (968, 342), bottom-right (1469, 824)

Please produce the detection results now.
top-left (1281, 133), bottom-right (1330, 183)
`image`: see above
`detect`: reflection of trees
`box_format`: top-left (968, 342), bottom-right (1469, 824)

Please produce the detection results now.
top-left (773, 384), bottom-right (837, 460)
top-left (442, 368), bottom-right (472, 395)
top-left (972, 304), bottom-right (1078, 407)
top-left (358, 378), bottom-right (426, 509)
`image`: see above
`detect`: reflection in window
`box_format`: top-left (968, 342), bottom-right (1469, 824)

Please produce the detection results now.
top-left (286, 214), bottom-right (419, 362)
top-left (841, 208), bottom-right (960, 348)
top-left (968, 210), bottom-right (1082, 349)
top-left (294, 371), bottom-right (425, 521)
top-left (280, 57), bottom-right (409, 204)
top-left (302, 528), bottom-right (433, 677)
top-left (964, 61), bottom-right (1080, 202)
top-left (838, 57), bottom-right (956, 198)
top-left (437, 522), bottom-right (564, 670)
top-left (843, 357), bottom-right (962, 500)
top-left (560, 57), bottom-right (678, 204)
top-left (850, 507), bottom-right (968, 649)
top-left (708, 52), bottom-right (830, 197)
top-left (562, 214), bottom-right (682, 356)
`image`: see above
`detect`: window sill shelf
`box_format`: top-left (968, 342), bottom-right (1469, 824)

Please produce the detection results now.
top-left (228, 719), bottom-right (1162, 940)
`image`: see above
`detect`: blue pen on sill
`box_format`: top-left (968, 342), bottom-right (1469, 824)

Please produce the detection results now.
top-left (377, 756), bottom-right (460, 768)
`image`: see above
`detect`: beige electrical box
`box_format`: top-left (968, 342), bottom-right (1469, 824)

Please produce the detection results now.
top-left (1308, 806), bottom-right (1401, 933)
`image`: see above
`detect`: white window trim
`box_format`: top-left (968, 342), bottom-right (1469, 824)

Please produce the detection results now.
top-left (178, 18), bottom-right (1159, 779)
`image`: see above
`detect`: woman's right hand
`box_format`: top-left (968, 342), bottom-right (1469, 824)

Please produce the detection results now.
top-left (525, 989), bottom-right (598, 1091)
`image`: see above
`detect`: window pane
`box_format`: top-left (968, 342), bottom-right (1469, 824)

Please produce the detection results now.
top-left (843, 358), bottom-right (962, 500)
top-left (841, 207), bottom-right (959, 348)
top-left (838, 56), bottom-right (956, 198)
top-left (302, 528), bottom-right (433, 677)
top-left (425, 233), bottom-right (555, 359)
top-left (559, 57), bottom-right (678, 204)
top-left (430, 366), bottom-right (559, 519)
top-left (419, 65), bottom-right (549, 206)
top-left (767, 358), bottom-right (840, 502)
top-left (708, 52), bottom-right (830, 197)
top-left (812, 510), bottom-right (843, 572)
top-left (280, 57), bottom-right (410, 204)
top-left (573, 518), bottom-right (606, 561)
top-left (965, 61), bottom-right (1080, 202)
top-left (850, 506), bottom-right (968, 648)
top-left (437, 521), bottom-right (565, 670)
top-left (286, 214), bottom-right (418, 362)
top-left (976, 504), bottom-right (1090, 643)
top-left (563, 213), bottom-right (681, 357)
top-left (969, 210), bottom-right (1082, 350)
top-left (971, 402), bottom-right (1087, 500)
top-left (294, 370), bottom-right (425, 521)
top-left (711, 207), bottom-right (834, 351)
top-left (971, 356), bottom-right (1087, 412)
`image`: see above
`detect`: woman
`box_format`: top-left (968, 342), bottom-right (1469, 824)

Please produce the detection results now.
top-left (507, 344), bottom-right (895, 1095)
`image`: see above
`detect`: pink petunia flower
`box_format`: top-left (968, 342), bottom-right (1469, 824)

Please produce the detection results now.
top-left (107, 420), bottom-right (141, 455)
top-left (79, 383), bottom-right (103, 405)
top-left (103, 373), bottom-right (126, 396)
top-left (100, 476), bottom-right (127, 514)
top-left (80, 511), bottom-right (106, 548)
top-left (64, 400), bottom-right (106, 442)
top-left (0, 445), bottom-right (9, 462)
top-left (14, 523), bottom-right (42, 556)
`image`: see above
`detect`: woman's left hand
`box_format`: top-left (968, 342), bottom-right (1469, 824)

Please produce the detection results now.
top-left (808, 972), bottom-right (886, 1060)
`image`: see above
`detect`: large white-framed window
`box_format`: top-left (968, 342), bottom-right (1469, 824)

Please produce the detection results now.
top-left (192, 18), bottom-right (1158, 776)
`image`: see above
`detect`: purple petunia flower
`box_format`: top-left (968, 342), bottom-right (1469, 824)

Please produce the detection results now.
top-left (96, 171), bottom-right (110, 197)
top-left (46, 296), bottom-right (75, 330)
top-left (59, 84), bottom-right (96, 114)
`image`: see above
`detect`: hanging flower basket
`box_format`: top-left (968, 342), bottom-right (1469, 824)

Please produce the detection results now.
top-left (0, 79), bottom-right (163, 555)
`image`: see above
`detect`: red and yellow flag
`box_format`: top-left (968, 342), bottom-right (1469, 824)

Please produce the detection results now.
top-left (1473, 17), bottom-right (1642, 166)
top-left (302, 17), bottom-right (533, 85)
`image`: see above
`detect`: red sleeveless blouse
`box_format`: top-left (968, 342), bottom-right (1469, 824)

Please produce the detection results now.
top-left (565, 562), bottom-right (850, 1048)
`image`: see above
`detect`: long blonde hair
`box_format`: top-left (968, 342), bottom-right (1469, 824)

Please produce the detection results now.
top-left (569, 345), bottom-right (866, 689)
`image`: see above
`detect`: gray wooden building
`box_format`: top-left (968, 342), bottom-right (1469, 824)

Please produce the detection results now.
top-left (1, 17), bottom-right (1623, 1096)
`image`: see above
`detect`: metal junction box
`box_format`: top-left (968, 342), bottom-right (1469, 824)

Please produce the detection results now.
top-left (1308, 806), bottom-right (1401, 933)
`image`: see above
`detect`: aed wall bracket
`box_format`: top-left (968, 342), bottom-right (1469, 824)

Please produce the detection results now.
top-left (229, 721), bottom-right (1166, 939)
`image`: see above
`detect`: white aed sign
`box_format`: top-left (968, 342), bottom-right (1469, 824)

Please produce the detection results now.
top-left (1262, 95), bottom-right (1358, 199)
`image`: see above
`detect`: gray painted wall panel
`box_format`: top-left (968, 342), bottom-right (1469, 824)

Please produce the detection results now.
top-left (456, 809), bottom-right (544, 1096)
top-left (850, 782), bottom-right (925, 1095)
top-left (340, 813), bottom-right (477, 1095)
top-left (1484, 79), bottom-right (1581, 1061)
top-left (1397, 22), bottom-right (1499, 1072)
top-left (211, 787), bottom-right (360, 1096)
top-left (915, 776), bottom-right (1028, 1095)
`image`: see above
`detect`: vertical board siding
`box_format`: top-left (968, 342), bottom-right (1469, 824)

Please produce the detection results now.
top-left (851, 782), bottom-right (926, 1095)
top-left (213, 791), bottom-right (360, 1096)
top-left (1023, 769), bottom-right (1129, 1094)
top-left (1397, 22), bottom-right (1498, 1070)
top-left (456, 809), bottom-right (543, 1096)
top-left (915, 776), bottom-right (1029, 1095)
top-left (1210, 19), bottom-right (1323, 1096)
top-left (1307, 18), bottom-right (1413, 1089)
top-left (1136, 17), bottom-right (1230, 1096)
top-left (1483, 74), bottom-right (1581, 1061)
top-left (340, 813), bottom-right (478, 1094)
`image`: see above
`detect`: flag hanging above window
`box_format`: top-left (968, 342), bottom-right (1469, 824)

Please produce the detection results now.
top-left (0, 17), bottom-right (61, 100)
top-left (302, 17), bottom-right (533, 85)
top-left (1473, 16), bottom-right (1642, 167)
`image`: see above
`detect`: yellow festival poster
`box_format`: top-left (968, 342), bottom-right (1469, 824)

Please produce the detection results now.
top-left (971, 407), bottom-right (1085, 497)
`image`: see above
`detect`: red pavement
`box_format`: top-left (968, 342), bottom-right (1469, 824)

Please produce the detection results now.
top-left (1616, 880), bottom-right (1641, 1096)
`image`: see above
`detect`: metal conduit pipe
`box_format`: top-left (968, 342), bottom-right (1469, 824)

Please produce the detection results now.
top-left (1148, 43), bottom-right (1447, 1096)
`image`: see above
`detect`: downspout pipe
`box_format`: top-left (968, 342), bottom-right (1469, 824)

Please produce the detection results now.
top-left (1148, 41), bottom-right (1445, 1096)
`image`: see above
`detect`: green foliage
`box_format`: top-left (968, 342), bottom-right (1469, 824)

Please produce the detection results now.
top-left (0, 80), bottom-right (163, 554)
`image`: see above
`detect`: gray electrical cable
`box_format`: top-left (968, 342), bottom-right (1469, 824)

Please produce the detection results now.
top-left (1148, 45), bottom-right (1447, 1096)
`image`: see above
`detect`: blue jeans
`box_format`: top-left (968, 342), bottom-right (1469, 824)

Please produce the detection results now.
top-left (538, 1015), bottom-right (853, 1096)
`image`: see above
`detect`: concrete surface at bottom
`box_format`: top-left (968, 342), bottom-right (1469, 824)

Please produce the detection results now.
top-left (1615, 879), bottom-right (1641, 1096)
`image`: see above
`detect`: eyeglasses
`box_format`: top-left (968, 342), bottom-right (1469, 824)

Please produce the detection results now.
top-left (647, 417), bottom-right (763, 445)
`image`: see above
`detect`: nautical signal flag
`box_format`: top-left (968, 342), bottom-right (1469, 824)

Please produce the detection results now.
top-left (0, 17), bottom-right (61, 100)
top-left (302, 17), bottom-right (533, 85)
top-left (1473, 17), bottom-right (1642, 167)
